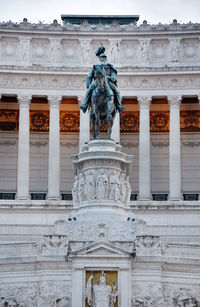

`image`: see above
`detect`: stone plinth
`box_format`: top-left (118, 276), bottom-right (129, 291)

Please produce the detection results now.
top-left (70, 139), bottom-right (133, 221)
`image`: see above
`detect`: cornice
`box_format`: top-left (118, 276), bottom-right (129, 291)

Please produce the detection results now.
top-left (0, 65), bottom-right (200, 76)
top-left (0, 20), bottom-right (200, 35)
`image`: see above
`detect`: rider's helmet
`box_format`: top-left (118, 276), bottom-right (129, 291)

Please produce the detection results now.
top-left (99, 53), bottom-right (107, 59)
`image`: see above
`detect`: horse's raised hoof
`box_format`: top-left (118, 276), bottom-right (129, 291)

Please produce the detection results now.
top-left (107, 114), bottom-right (112, 121)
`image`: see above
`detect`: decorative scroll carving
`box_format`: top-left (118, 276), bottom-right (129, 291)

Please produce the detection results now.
top-left (30, 111), bottom-right (49, 132)
top-left (30, 111), bottom-right (80, 132)
top-left (121, 111), bottom-right (200, 133)
top-left (0, 110), bottom-right (18, 131)
top-left (120, 112), bottom-right (139, 133)
top-left (60, 111), bottom-right (79, 132)
top-left (150, 112), bottom-right (169, 132)
top-left (41, 235), bottom-right (68, 255)
top-left (180, 111), bottom-right (200, 132)
top-left (135, 235), bottom-right (162, 256)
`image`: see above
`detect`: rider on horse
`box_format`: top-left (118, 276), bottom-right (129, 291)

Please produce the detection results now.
top-left (80, 43), bottom-right (125, 114)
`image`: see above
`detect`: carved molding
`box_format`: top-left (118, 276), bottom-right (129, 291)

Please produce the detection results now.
top-left (182, 141), bottom-right (200, 147)
top-left (0, 140), bottom-right (17, 146)
top-left (1, 20), bottom-right (200, 32)
top-left (1, 73), bottom-right (200, 92)
top-left (30, 141), bottom-right (48, 147)
top-left (152, 142), bottom-right (169, 148)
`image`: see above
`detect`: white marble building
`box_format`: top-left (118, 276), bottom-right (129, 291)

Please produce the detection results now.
top-left (0, 15), bottom-right (200, 307)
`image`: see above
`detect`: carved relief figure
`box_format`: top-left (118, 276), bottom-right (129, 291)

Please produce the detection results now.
top-left (109, 171), bottom-right (120, 201)
top-left (86, 271), bottom-right (117, 307)
top-left (84, 171), bottom-right (96, 200)
top-left (140, 40), bottom-right (149, 63)
top-left (72, 175), bottom-right (79, 206)
top-left (119, 172), bottom-right (127, 202)
top-left (21, 39), bottom-right (29, 62)
top-left (110, 40), bottom-right (119, 64)
top-left (50, 39), bottom-right (61, 62)
top-left (97, 169), bottom-right (108, 199)
top-left (170, 39), bottom-right (180, 62)
top-left (78, 173), bottom-right (85, 202)
top-left (81, 40), bottom-right (90, 64)
top-left (125, 175), bottom-right (132, 203)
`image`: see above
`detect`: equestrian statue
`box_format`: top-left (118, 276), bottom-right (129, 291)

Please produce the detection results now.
top-left (80, 42), bottom-right (125, 139)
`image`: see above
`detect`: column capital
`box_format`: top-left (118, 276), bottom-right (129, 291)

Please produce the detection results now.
top-left (48, 95), bottom-right (62, 107)
top-left (167, 95), bottom-right (182, 107)
top-left (17, 95), bottom-right (32, 106)
top-left (137, 96), bottom-right (152, 107)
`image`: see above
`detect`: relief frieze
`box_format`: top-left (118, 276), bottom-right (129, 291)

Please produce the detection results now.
top-left (0, 110), bottom-right (19, 131)
top-left (0, 73), bottom-right (200, 92)
top-left (120, 111), bottom-right (200, 133)
top-left (60, 111), bottom-right (79, 132)
top-left (30, 111), bottom-right (49, 132)
top-left (0, 110), bottom-right (200, 133)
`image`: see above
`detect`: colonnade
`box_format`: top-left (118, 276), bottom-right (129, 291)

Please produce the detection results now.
top-left (14, 94), bottom-right (187, 201)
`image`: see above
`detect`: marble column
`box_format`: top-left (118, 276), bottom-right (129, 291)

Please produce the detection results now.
top-left (138, 96), bottom-right (152, 201)
top-left (78, 96), bottom-right (90, 152)
top-left (168, 96), bottom-right (182, 200)
top-left (17, 95), bottom-right (32, 200)
top-left (111, 112), bottom-right (120, 143)
top-left (48, 96), bottom-right (62, 200)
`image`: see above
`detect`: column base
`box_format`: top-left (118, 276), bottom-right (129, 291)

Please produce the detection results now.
top-left (16, 194), bottom-right (30, 201)
top-left (168, 195), bottom-right (182, 201)
top-left (138, 194), bottom-right (152, 201)
top-left (47, 197), bottom-right (61, 201)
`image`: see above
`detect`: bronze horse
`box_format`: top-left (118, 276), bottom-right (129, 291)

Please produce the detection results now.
top-left (90, 65), bottom-right (117, 139)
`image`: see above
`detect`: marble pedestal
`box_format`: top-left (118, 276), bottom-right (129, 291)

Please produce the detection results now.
top-left (69, 139), bottom-right (133, 222)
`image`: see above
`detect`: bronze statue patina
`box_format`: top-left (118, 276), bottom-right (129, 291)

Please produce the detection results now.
top-left (80, 42), bottom-right (125, 139)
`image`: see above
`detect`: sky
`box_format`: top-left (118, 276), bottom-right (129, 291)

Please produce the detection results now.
top-left (0, 0), bottom-right (200, 25)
